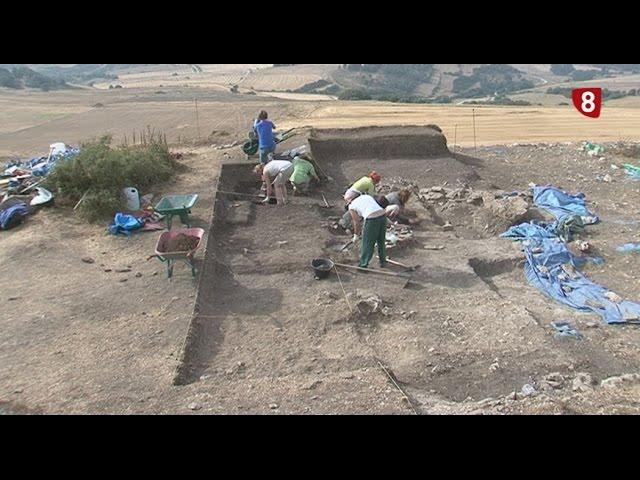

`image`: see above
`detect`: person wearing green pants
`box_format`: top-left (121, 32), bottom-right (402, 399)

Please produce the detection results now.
top-left (349, 195), bottom-right (390, 269)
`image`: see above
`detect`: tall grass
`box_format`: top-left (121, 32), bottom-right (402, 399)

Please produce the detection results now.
top-left (47, 133), bottom-right (178, 222)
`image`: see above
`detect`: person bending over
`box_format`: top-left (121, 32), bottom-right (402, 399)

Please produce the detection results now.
top-left (349, 194), bottom-right (390, 269)
top-left (254, 160), bottom-right (294, 206)
top-left (344, 171), bottom-right (382, 205)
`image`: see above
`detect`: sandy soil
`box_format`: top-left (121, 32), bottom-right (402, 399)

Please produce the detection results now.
top-left (2, 83), bottom-right (640, 414)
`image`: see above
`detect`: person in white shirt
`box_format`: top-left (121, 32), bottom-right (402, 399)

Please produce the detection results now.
top-left (349, 195), bottom-right (390, 268)
top-left (254, 160), bottom-right (294, 206)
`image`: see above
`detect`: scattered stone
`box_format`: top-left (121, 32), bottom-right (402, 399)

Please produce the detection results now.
top-left (152, 272), bottom-right (159, 277)
top-left (135, 273), bottom-right (143, 278)
top-left (424, 245), bottom-right (445, 251)
top-left (103, 268), bottom-right (112, 273)
top-left (353, 295), bottom-right (386, 318)
top-left (601, 373), bottom-right (640, 389)
top-left (8, 297), bottom-right (19, 302)
top-left (489, 362), bottom-right (500, 373)
top-left (188, 402), bottom-right (202, 411)
top-left (603, 174), bottom-right (613, 183)
top-left (303, 380), bottom-right (322, 391)
top-left (119, 279), bottom-right (128, 283)
top-left (467, 192), bottom-right (484, 206)
top-left (225, 362), bottom-right (246, 376)
top-left (115, 268), bottom-right (132, 273)
top-left (521, 384), bottom-right (538, 397)
top-left (269, 403), bottom-right (279, 410)
top-left (604, 291), bottom-right (622, 304)
top-left (13, 388), bottom-right (23, 394)
top-left (81, 257), bottom-right (95, 264)
top-left (542, 373), bottom-right (565, 389)
top-left (585, 321), bottom-right (600, 329)
top-left (442, 222), bottom-right (454, 232)
top-left (572, 373), bottom-right (594, 392)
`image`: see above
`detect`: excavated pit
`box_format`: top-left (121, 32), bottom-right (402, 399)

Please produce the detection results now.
top-left (173, 126), bottom-right (640, 408)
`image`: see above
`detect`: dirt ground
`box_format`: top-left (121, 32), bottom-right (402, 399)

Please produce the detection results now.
top-left (2, 87), bottom-right (640, 414)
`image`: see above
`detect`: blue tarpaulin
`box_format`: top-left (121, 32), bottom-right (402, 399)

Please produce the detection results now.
top-left (108, 213), bottom-right (144, 236)
top-left (0, 203), bottom-right (29, 230)
top-left (524, 239), bottom-right (640, 324)
top-left (533, 186), bottom-right (599, 224)
top-left (503, 186), bottom-right (640, 325)
top-left (501, 221), bottom-right (558, 241)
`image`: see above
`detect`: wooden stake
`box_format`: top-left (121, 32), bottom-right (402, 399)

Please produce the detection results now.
top-left (472, 109), bottom-right (477, 152)
top-left (195, 99), bottom-right (201, 141)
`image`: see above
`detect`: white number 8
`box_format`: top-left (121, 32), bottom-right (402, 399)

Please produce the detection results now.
top-left (582, 92), bottom-right (596, 113)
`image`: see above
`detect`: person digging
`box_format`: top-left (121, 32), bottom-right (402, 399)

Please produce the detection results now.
top-left (344, 171), bottom-right (382, 205)
top-left (290, 155), bottom-right (320, 195)
top-left (349, 194), bottom-right (390, 269)
top-left (254, 160), bottom-right (294, 206)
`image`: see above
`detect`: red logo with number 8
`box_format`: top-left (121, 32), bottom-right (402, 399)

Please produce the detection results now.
top-left (573, 88), bottom-right (602, 118)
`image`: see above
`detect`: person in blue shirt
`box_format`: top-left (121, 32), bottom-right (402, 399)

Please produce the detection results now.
top-left (253, 110), bottom-right (277, 165)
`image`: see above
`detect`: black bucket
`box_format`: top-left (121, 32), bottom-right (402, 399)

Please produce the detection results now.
top-left (312, 258), bottom-right (334, 280)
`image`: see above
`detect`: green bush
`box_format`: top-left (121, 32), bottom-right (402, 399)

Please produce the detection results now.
top-left (47, 134), bottom-right (177, 222)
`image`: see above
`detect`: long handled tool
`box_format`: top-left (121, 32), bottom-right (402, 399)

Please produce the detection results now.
top-left (332, 262), bottom-right (411, 280)
top-left (386, 258), bottom-right (421, 273)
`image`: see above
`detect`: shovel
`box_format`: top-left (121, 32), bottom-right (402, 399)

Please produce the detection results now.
top-left (380, 257), bottom-right (421, 273)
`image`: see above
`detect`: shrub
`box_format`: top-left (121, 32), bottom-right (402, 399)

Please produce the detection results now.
top-left (47, 134), bottom-right (177, 222)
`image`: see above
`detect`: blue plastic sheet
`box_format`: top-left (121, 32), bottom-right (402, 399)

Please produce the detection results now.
top-left (108, 213), bottom-right (144, 236)
top-left (618, 243), bottom-right (640, 254)
top-left (524, 239), bottom-right (640, 324)
top-left (533, 186), bottom-right (599, 224)
top-left (0, 203), bottom-right (29, 230)
top-left (501, 221), bottom-right (558, 241)
top-left (503, 186), bottom-right (640, 325)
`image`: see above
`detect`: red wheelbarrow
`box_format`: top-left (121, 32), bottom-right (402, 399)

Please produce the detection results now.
top-left (151, 228), bottom-right (205, 279)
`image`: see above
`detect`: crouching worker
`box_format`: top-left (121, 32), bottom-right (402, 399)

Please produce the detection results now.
top-left (290, 155), bottom-right (320, 195)
top-left (344, 171), bottom-right (382, 205)
top-left (385, 188), bottom-right (417, 224)
top-left (349, 195), bottom-right (390, 269)
top-left (254, 160), bottom-right (294, 206)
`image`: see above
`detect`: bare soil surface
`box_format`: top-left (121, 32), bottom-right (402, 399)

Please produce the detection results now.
top-left (2, 117), bottom-right (640, 414)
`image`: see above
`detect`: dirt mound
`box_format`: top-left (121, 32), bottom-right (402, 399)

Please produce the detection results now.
top-left (164, 234), bottom-right (199, 253)
top-left (309, 126), bottom-right (449, 161)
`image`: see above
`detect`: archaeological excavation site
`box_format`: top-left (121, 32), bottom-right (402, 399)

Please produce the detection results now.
top-left (169, 125), bottom-right (640, 414)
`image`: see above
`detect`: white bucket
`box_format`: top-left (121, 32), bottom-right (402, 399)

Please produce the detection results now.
top-left (123, 187), bottom-right (140, 211)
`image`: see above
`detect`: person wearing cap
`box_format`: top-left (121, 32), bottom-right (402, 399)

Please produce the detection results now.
top-left (344, 171), bottom-right (382, 204)
top-left (349, 194), bottom-right (390, 269)
top-left (254, 160), bottom-right (294, 206)
top-left (290, 155), bottom-right (320, 194)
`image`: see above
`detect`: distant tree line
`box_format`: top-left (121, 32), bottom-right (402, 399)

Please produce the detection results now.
top-left (452, 65), bottom-right (535, 97)
top-left (0, 66), bottom-right (69, 91)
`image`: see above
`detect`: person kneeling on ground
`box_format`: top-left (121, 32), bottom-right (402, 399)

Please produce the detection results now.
top-left (385, 188), bottom-right (418, 225)
top-left (254, 160), bottom-right (294, 206)
top-left (349, 194), bottom-right (390, 269)
top-left (290, 155), bottom-right (320, 195)
top-left (254, 110), bottom-right (277, 165)
top-left (344, 171), bottom-right (382, 205)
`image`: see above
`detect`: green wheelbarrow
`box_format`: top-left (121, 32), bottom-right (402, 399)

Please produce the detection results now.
top-left (155, 194), bottom-right (199, 230)
top-left (242, 128), bottom-right (296, 156)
